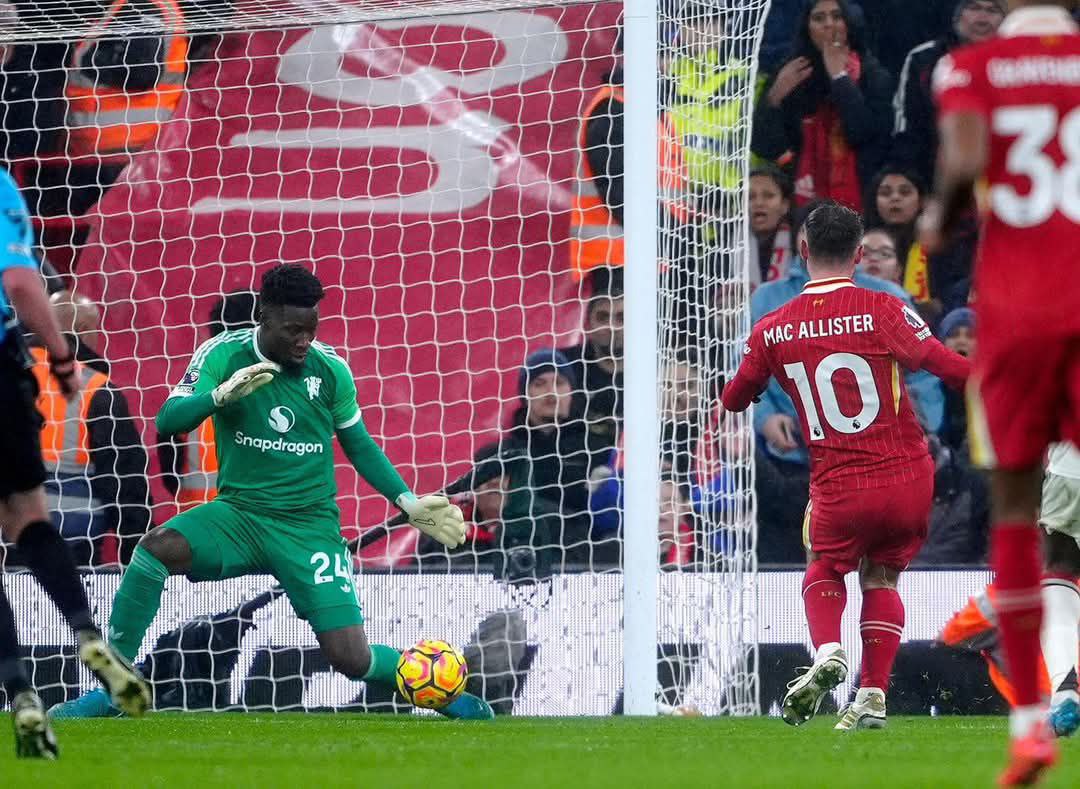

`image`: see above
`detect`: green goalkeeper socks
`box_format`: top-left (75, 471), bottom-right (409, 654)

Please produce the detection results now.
top-left (361, 643), bottom-right (402, 684)
top-left (108, 546), bottom-right (170, 662)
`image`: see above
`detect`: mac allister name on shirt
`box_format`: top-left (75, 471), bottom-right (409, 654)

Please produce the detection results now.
top-left (762, 313), bottom-right (875, 347)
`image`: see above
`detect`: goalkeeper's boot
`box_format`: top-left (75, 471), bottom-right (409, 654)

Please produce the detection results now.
top-left (1048, 687), bottom-right (1080, 738)
top-left (13, 690), bottom-right (58, 760)
top-left (782, 642), bottom-right (847, 727)
top-left (834, 687), bottom-right (887, 731)
top-left (77, 631), bottom-right (150, 718)
top-left (48, 688), bottom-right (120, 720)
top-left (1000, 720), bottom-right (1057, 787)
top-left (440, 692), bottom-right (495, 720)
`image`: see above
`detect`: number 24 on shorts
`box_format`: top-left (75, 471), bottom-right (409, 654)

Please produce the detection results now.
top-left (310, 550), bottom-right (354, 593)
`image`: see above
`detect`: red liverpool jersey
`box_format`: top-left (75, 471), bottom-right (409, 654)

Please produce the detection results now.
top-left (723, 278), bottom-right (969, 495)
top-left (934, 7), bottom-right (1080, 330)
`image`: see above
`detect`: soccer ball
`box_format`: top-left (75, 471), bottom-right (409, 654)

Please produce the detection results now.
top-left (395, 639), bottom-right (468, 709)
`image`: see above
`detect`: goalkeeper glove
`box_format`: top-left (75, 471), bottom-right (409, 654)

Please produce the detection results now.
top-left (212, 361), bottom-right (281, 407)
top-left (396, 493), bottom-right (466, 548)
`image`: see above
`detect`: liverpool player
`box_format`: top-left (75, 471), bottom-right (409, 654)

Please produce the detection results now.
top-left (922, 1), bottom-right (1080, 782)
top-left (722, 202), bottom-right (969, 730)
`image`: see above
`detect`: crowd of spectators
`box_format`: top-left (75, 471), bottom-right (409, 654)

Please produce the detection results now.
top-left (1, 0), bottom-right (1034, 577)
top-left (468, 0), bottom-right (1023, 577)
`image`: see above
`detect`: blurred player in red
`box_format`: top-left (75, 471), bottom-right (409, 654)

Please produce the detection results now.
top-left (922, 1), bottom-right (1080, 783)
top-left (722, 202), bottom-right (969, 730)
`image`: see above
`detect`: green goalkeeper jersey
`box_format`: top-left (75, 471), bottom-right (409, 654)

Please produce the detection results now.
top-left (164, 328), bottom-right (383, 513)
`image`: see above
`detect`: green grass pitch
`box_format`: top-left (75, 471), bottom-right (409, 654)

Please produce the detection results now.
top-left (4, 714), bottom-right (1080, 787)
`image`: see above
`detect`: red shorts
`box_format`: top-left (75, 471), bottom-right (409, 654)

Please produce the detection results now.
top-left (803, 471), bottom-right (933, 574)
top-left (969, 331), bottom-right (1080, 470)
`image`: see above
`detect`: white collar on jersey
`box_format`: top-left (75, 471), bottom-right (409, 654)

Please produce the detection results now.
top-left (999, 6), bottom-right (1078, 38)
top-left (802, 277), bottom-right (855, 294)
top-left (252, 326), bottom-right (273, 363)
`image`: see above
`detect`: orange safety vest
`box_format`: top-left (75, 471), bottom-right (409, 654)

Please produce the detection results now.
top-left (177, 418), bottom-right (218, 509)
top-left (570, 85), bottom-right (626, 279)
top-left (570, 88), bottom-right (695, 280)
top-left (65, 0), bottom-right (188, 157)
top-left (29, 347), bottom-right (108, 514)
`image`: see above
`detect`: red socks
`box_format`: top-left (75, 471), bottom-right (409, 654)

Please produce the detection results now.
top-left (860, 588), bottom-right (904, 691)
top-left (802, 560), bottom-right (846, 649)
top-left (991, 523), bottom-right (1045, 707)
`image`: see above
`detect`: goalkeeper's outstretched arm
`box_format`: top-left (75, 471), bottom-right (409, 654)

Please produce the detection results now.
top-left (337, 419), bottom-right (465, 548)
top-left (336, 419), bottom-right (411, 502)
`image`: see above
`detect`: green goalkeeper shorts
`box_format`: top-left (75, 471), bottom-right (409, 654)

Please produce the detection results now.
top-left (163, 498), bottom-right (363, 633)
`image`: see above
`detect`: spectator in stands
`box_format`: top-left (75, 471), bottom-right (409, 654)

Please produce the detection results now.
top-left (660, 3), bottom-right (754, 348)
top-left (750, 201), bottom-right (944, 563)
top-left (857, 227), bottom-right (902, 285)
top-left (663, 2), bottom-right (751, 203)
top-left (0, 1), bottom-right (67, 163)
top-left (50, 289), bottom-right (106, 373)
top-left (589, 454), bottom-right (696, 570)
top-left (937, 307), bottom-right (975, 453)
top-left (891, 0), bottom-right (1005, 185)
top-left (416, 441), bottom-right (561, 583)
top-left (858, 0), bottom-right (956, 80)
top-left (915, 430), bottom-right (991, 565)
top-left (34, 0), bottom-right (188, 220)
top-left (570, 32), bottom-right (623, 281)
top-left (751, 0), bottom-right (893, 212)
top-left (864, 164), bottom-right (978, 325)
top-left (660, 351), bottom-right (704, 491)
top-left (159, 291), bottom-right (259, 509)
top-left (658, 476), bottom-right (694, 569)
top-left (862, 166), bottom-right (938, 313)
top-left (929, 211), bottom-right (979, 318)
top-left (561, 267), bottom-right (623, 455)
top-left (916, 307), bottom-right (986, 565)
top-left (504, 348), bottom-right (598, 563)
top-left (29, 297), bottom-right (153, 566)
top-left (748, 165), bottom-right (794, 289)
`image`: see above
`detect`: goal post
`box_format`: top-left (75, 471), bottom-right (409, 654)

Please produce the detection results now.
top-left (2, 0), bottom-right (769, 716)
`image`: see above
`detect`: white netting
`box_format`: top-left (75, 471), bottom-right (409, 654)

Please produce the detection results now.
top-left (1, 0), bottom-right (768, 715)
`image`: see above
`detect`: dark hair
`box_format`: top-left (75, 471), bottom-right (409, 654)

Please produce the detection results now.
top-left (208, 291), bottom-right (259, 337)
top-left (863, 165), bottom-right (927, 228)
top-left (792, 0), bottom-right (866, 59)
top-left (260, 264), bottom-right (324, 309)
top-left (784, 0), bottom-right (867, 115)
top-left (750, 164), bottom-right (794, 202)
top-left (804, 201), bottom-right (864, 264)
top-left (587, 266), bottom-right (624, 321)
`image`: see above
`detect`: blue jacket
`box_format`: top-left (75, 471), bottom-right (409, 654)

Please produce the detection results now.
top-left (749, 261), bottom-right (945, 467)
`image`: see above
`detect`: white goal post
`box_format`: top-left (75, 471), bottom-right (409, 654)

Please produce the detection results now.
top-left (1, 0), bottom-right (770, 716)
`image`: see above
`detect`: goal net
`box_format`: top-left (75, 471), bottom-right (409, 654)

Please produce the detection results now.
top-left (2, 0), bottom-right (768, 716)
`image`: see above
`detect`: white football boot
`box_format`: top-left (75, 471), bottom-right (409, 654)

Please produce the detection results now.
top-left (835, 687), bottom-right (887, 731)
top-left (782, 642), bottom-right (848, 726)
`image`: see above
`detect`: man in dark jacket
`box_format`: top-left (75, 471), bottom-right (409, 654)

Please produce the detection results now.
top-left (890, 0), bottom-right (1005, 185)
top-left (583, 63), bottom-right (623, 227)
top-left (33, 295), bottom-right (153, 566)
top-left (560, 269), bottom-right (623, 457)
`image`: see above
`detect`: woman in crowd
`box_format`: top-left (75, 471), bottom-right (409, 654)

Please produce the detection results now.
top-left (751, 0), bottom-right (892, 212)
top-left (857, 226), bottom-right (903, 285)
top-left (863, 166), bottom-right (933, 305)
top-left (748, 164), bottom-right (794, 289)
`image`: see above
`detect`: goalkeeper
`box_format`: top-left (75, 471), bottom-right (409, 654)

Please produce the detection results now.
top-left (53, 264), bottom-right (492, 720)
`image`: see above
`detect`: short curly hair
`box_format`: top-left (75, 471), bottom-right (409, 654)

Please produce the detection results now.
top-left (260, 264), bottom-right (324, 309)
